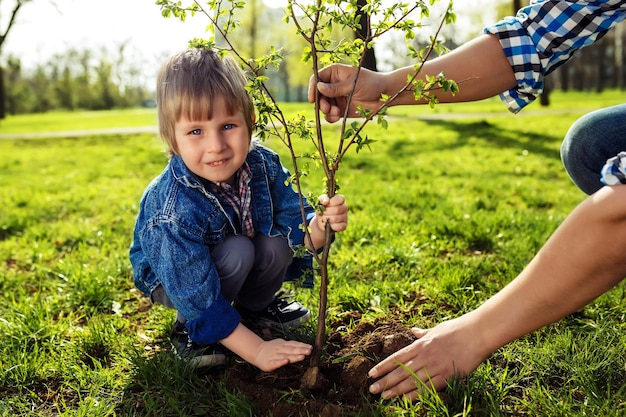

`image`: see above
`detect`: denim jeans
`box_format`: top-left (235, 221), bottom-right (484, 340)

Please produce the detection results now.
top-left (561, 104), bottom-right (626, 195)
top-left (152, 234), bottom-right (292, 323)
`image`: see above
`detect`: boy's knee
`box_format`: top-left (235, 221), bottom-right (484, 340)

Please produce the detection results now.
top-left (212, 235), bottom-right (255, 276)
top-left (254, 235), bottom-right (293, 268)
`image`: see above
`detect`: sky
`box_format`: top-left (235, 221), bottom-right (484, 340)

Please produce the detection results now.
top-left (2, 0), bottom-right (212, 68)
top-left (2, 0), bottom-right (499, 74)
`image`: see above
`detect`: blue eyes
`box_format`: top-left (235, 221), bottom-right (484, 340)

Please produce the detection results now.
top-left (188, 124), bottom-right (234, 135)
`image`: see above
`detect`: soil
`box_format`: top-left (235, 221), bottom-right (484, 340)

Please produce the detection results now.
top-left (207, 312), bottom-right (418, 417)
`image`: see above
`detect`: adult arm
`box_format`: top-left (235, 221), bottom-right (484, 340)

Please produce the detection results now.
top-left (368, 185), bottom-right (626, 400)
top-left (311, 0), bottom-right (626, 122)
top-left (310, 35), bottom-right (516, 122)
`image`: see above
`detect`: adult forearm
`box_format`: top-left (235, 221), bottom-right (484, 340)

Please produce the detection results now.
top-left (473, 186), bottom-right (626, 354)
top-left (387, 35), bottom-right (517, 107)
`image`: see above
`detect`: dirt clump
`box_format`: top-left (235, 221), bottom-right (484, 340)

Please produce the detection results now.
top-left (213, 313), bottom-right (417, 416)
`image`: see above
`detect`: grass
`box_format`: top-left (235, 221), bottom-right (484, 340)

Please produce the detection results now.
top-left (0, 108), bottom-right (159, 134)
top-left (1, 89), bottom-right (623, 134)
top-left (1, 90), bottom-right (626, 416)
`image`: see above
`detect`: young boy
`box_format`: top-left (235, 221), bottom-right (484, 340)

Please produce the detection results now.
top-left (129, 48), bottom-right (349, 372)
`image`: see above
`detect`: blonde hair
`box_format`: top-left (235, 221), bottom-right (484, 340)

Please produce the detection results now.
top-left (156, 48), bottom-right (255, 155)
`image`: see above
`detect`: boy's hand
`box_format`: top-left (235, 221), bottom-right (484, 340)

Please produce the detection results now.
top-left (253, 339), bottom-right (313, 372)
top-left (316, 193), bottom-right (348, 233)
top-left (221, 324), bottom-right (312, 372)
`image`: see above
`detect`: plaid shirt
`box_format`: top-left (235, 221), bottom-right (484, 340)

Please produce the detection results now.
top-left (601, 151), bottom-right (626, 185)
top-left (209, 162), bottom-right (255, 238)
top-left (484, 0), bottom-right (626, 113)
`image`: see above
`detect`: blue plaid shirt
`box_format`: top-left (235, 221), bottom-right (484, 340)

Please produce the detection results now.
top-left (208, 162), bottom-right (255, 239)
top-left (601, 151), bottom-right (626, 184)
top-left (484, 0), bottom-right (626, 113)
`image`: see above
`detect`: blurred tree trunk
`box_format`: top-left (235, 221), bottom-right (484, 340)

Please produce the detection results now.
top-left (0, 65), bottom-right (5, 118)
top-left (356, 0), bottom-right (377, 71)
top-left (0, 0), bottom-right (30, 119)
top-left (539, 78), bottom-right (550, 106)
top-left (249, 0), bottom-right (257, 59)
top-left (616, 23), bottom-right (624, 89)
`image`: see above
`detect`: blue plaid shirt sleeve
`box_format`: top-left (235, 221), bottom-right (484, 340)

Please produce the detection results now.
top-left (601, 152), bottom-right (626, 185)
top-left (484, 0), bottom-right (626, 113)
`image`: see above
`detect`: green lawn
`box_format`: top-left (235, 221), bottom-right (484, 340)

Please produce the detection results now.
top-left (1, 89), bottom-right (623, 134)
top-left (0, 108), bottom-right (158, 134)
top-left (1, 91), bottom-right (625, 416)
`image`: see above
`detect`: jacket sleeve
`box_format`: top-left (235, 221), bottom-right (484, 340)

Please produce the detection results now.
top-left (139, 218), bottom-right (240, 345)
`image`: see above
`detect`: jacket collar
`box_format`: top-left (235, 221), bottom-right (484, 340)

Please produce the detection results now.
top-left (169, 155), bottom-right (204, 190)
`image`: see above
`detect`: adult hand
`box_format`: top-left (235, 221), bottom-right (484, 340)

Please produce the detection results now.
top-left (368, 314), bottom-right (490, 401)
top-left (308, 64), bottom-right (388, 123)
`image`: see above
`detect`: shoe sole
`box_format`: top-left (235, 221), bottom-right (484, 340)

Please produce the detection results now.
top-left (189, 353), bottom-right (227, 368)
top-left (172, 346), bottom-right (228, 368)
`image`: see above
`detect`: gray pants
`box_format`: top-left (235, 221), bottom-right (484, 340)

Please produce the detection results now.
top-left (151, 234), bottom-right (293, 323)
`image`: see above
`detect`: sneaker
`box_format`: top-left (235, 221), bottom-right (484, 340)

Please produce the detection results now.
top-left (170, 321), bottom-right (226, 368)
top-left (237, 296), bottom-right (311, 328)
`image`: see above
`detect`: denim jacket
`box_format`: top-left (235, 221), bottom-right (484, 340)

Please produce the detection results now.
top-left (129, 144), bottom-right (315, 345)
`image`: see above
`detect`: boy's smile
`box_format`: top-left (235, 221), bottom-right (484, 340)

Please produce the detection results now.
top-left (174, 98), bottom-right (250, 186)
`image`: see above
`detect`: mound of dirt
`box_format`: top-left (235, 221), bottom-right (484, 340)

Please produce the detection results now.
top-left (213, 313), bottom-right (417, 416)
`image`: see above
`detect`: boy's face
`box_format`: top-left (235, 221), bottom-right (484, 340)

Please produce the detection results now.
top-left (174, 98), bottom-right (250, 186)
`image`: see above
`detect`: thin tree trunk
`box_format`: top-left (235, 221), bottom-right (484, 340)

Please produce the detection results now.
top-left (0, 66), bottom-right (5, 119)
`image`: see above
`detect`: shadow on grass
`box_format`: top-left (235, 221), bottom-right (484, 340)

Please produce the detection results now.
top-left (386, 118), bottom-right (562, 161)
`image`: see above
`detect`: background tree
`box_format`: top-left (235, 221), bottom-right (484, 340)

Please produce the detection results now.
top-left (54, 65), bottom-right (76, 110)
top-left (2, 44), bottom-right (152, 114)
top-left (4, 55), bottom-right (30, 113)
top-left (355, 0), bottom-right (377, 71)
top-left (616, 23), bottom-right (624, 89)
top-left (0, 0), bottom-right (34, 119)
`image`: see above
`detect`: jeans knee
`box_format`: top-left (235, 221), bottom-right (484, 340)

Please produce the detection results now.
top-left (560, 106), bottom-right (626, 195)
top-left (561, 112), bottom-right (592, 168)
top-left (254, 235), bottom-right (293, 270)
top-left (212, 235), bottom-right (255, 277)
